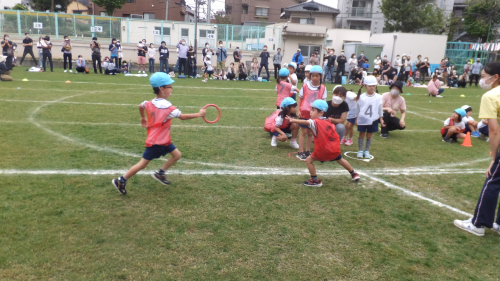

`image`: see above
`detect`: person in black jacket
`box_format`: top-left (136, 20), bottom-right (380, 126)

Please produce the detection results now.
top-left (158, 41), bottom-right (169, 73)
top-left (335, 51), bottom-right (347, 84)
top-left (20, 33), bottom-right (37, 66)
top-left (323, 48), bottom-right (336, 84)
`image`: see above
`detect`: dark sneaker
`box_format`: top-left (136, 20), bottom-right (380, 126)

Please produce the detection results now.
top-left (305, 151), bottom-right (312, 158)
top-left (303, 178), bottom-right (323, 187)
top-left (351, 172), bottom-right (360, 181)
top-left (296, 152), bottom-right (305, 160)
top-left (112, 178), bottom-right (127, 195)
top-left (442, 136), bottom-right (452, 143)
top-left (151, 172), bottom-right (171, 185)
top-left (380, 133), bottom-right (389, 138)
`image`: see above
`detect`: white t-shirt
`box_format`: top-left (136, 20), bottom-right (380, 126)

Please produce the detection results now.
top-left (444, 118), bottom-right (465, 130)
top-left (206, 60), bottom-right (213, 71)
top-left (478, 119), bottom-right (487, 129)
top-left (303, 78), bottom-right (310, 85)
top-left (275, 84), bottom-right (298, 93)
top-left (299, 81), bottom-right (328, 99)
top-left (148, 47), bottom-right (156, 59)
top-left (275, 110), bottom-right (284, 127)
top-left (462, 115), bottom-right (475, 125)
top-left (345, 91), bottom-right (358, 119)
top-left (141, 98), bottom-right (181, 119)
top-left (373, 59), bottom-right (381, 69)
top-left (356, 92), bottom-right (383, 125)
top-left (288, 73), bottom-right (298, 86)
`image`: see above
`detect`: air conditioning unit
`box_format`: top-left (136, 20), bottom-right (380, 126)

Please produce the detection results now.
top-left (130, 14), bottom-right (143, 19)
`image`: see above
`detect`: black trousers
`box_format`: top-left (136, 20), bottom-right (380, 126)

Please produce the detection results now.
top-left (336, 68), bottom-right (346, 84)
top-left (381, 111), bottom-right (405, 134)
top-left (178, 58), bottom-right (187, 76)
top-left (239, 73), bottom-right (247, 80)
top-left (76, 66), bottom-right (86, 73)
top-left (469, 74), bottom-right (480, 86)
top-left (63, 53), bottom-right (72, 70)
top-left (92, 54), bottom-right (102, 74)
top-left (227, 73), bottom-right (235, 80)
top-left (42, 52), bottom-right (53, 71)
top-left (273, 63), bottom-right (281, 79)
top-left (258, 64), bottom-right (270, 80)
top-left (2, 52), bottom-right (13, 70)
top-left (472, 152), bottom-right (500, 228)
top-left (20, 49), bottom-right (36, 65)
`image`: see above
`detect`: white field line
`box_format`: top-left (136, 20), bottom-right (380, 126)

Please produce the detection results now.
top-left (411, 106), bottom-right (454, 115)
top-left (406, 110), bottom-right (444, 122)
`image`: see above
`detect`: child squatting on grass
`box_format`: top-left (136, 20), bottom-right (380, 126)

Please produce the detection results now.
top-left (265, 97), bottom-right (300, 148)
top-left (112, 72), bottom-right (206, 195)
top-left (286, 100), bottom-right (360, 187)
top-left (441, 108), bottom-right (466, 143)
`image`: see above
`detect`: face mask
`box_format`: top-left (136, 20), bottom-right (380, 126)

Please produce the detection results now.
top-left (219, 44), bottom-right (223, 48)
top-left (5, 37), bottom-right (9, 40)
top-left (384, 57), bottom-right (387, 59)
top-left (117, 43), bottom-right (121, 45)
top-left (377, 57), bottom-right (380, 59)
top-left (264, 48), bottom-right (267, 51)
top-left (424, 59), bottom-right (428, 62)
top-left (332, 96), bottom-right (343, 105)
top-left (467, 62), bottom-right (470, 64)
top-left (26, 35), bottom-right (29, 38)
top-left (277, 50), bottom-right (281, 53)
top-left (480, 76), bottom-right (494, 90)
top-left (391, 89), bottom-right (400, 96)
top-left (445, 59), bottom-right (448, 62)
top-left (182, 42), bottom-right (186, 45)
top-left (397, 56), bottom-right (400, 58)
top-left (361, 53), bottom-right (364, 56)
top-left (65, 39), bottom-right (69, 41)
top-left (341, 53), bottom-right (344, 55)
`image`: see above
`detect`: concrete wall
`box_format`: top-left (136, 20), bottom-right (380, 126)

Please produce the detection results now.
top-left (369, 33), bottom-right (447, 64)
top-left (326, 29), bottom-right (371, 53)
top-left (287, 11), bottom-right (336, 29)
top-left (66, 1), bottom-right (88, 15)
top-left (0, 0), bottom-right (21, 9)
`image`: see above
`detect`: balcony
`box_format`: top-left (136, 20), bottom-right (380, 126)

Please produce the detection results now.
top-left (350, 7), bottom-right (372, 18)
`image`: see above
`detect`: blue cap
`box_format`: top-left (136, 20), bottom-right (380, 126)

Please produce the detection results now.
top-left (279, 68), bottom-right (290, 77)
top-left (280, 97), bottom-right (296, 108)
top-left (455, 108), bottom-right (466, 117)
top-left (311, 100), bottom-right (328, 112)
top-left (310, 65), bottom-right (323, 74)
top-left (150, 72), bottom-right (175, 87)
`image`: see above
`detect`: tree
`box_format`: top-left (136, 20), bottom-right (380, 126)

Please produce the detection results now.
top-left (30, 0), bottom-right (69, 12)
top-left (11, 3), bottom-right (29, 10)
top-left (379, 0), bottom-right (446, 34)
top-left (463, 0), bottom-right (500, 42)
top-left (214, 14), bottom-right (232, 25)
top-left (92, 0), bottom-right (128, 17)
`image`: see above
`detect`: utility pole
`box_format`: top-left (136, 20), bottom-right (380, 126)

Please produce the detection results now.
top-left (51, 0), bottom-right (55, 12)
top-left (165, 0), bottom-right (169, 21)
top-left (194, 0), bottom-right (199, 55)
top-left (207, 0), bottom-right (211, 24)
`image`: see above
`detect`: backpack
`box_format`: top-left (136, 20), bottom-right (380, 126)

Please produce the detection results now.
top-left (92, 45), bottom-right (101, 56)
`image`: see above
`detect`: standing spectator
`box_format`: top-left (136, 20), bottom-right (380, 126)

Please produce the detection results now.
top-left (202, 42), bottom-right (211, 64)
top-left (1, 34), bottom-right (14, 70)
top-left (109, 38), bottom-right (118, 68)
top-left (41, 36), bottom-right (53, 72)
top-left (464, 60), bottom-right (471, 78)
top-left (380, 81), bottom-right (407, 138)
top-left (439, 58), bottom-right (448, 85)
top-left (428, 75), bottom-right (444, 97)
top-left (323, 48), bottom-right (336, 84)
top-left (148, 43), bottom-right (156, 73)
top-left (36, 37), bottom-right (43, 68)
top-left (176, 39), bottom-right (188, 76)
top-left (397, 55), bottom-right (407, 82)
top-left (336, 51), bottom-right (347, 83)
top-left (348, 54), bottom-right (357, 72)
top-left (233, 46), bottom-right (240, 70)
top-left (216, 40), bottom-right (227, 78)
top-left (292, 49), bottom-right (303, 65)
top-left (116, 40), bottom-right (123, 69)
top-left (90, 37), bottom-right (102, 74)
top-left (373, 55), bottom-right (381, 71)
top-left (19, 33), bottom-right (36, 66)
top-left (357, 51), bottom-right (368, 68)
top-left (187, 46), bottom-right (196, 78)
top-left (273, 47), bottom-right (283, 80)
top-left (470, 58), bottom-right (483, 87)
top-left (404, 55), bottom-right (412, 82)
top-left (258, 45), bottom-right (270, 80)
top-left (159, 41), bottom-right (169, 73)
top-left (418, 57), bottom-right (430, 84)
top-left (62, 36), bottom-right (73, 73)
top-left (308, 53), bottom-right (320, 66)
top-left (76, 55), bottom-right (87, 74)
top-left (393, 54), bottom-right (401, 76)
top-left (136, 40), bottom-right (148, 74)
top-left (250, 57), bottom-right (259, 81)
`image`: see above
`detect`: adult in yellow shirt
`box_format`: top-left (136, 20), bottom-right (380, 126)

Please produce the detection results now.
top-left (454, 63), bottom-right (500, 236)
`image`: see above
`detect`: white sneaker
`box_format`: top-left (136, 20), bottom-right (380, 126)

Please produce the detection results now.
top-left (289, 140), bottom-right (299, 149)
top-left (493, 223), bottom-right (500, 235)
top-left (64, 70), bottom-right (67, 73)
top-left (69, 70), bottom-right (73, 73)
top-left (436, 95), bottom-right (443, 98)
top-left (454, 218), bottom-right (485, 236)
top-left (271, 136), bottom-right (277, 147)
top-left (202, 79), bottom-right (207, 83)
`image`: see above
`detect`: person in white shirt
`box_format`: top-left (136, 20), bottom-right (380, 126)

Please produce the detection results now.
top-left (441, 108), bottom-right (466, 143)
top-left (287, 62), bottom-right (298, 86)
top-left (226, 62), bottom-right (236, 80)
top-left (478, 119), bottom-right (489, 140)
top-left (393, 55), bottom-right (401, 75)
top-left (148, 43), bottom-right (156, 73)
top-left (202, 55), bottom-right (214, 82)
top-left (373, 55), bottom-right (381, 70)
top-left (461, 105), bottom-right (480, 137)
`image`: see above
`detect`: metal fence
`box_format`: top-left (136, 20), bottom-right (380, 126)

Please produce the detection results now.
top-left (445, 42), bottom-right (490, 73)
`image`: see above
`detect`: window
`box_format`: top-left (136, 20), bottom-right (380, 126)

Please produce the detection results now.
top-left (454, 9), bottom-right (463, 17)
top-left (100, 12), bottom-right (108, 16)
top-left (144, 13), bottom-right (155, 20)
top-left (242, 5), bottom-right (248, 14)
top-left (291, 17), bottom-right (315, 25)
top-left (326, 40), bottom-right (333, 46)
top-left (126, 0), bottom-right (134, 2)
top-left (154, 27), bottom-right (171, 45)
top-left (181, 28), bottom-right (189, 44)
top-left (122, 13), bottom-right (130, 17)
top-left (256, 7), bottom-right (268, 16)
top-left (352, 1), bottom-right (366, 7)
top-left (350, 25), bottom-right (364, 30)
top-left (73, 11), bottom-right (82, 14)
top-left (226, 6), bottom-right (232, 14)
top-left (199, 29), bottom-right (215, 48)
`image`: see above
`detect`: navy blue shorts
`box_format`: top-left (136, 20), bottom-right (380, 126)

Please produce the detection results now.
top-left (272, 125), bottom-right (292, 136)
top-left (299, 118), bottom-right (310, 129)
top-left (357, 120), bottom-right (379, 133)
top-left (442, 130), bottom-right (458, 141)
top-left (143, 143), bottom-right (177, 160)
top-left (347, 118), bottom-right (356, 124)
top-left (318, 154), bottom-right (342, 163)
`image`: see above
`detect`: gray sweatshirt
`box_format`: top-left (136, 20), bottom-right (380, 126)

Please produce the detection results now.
top-left (273, 52), bottom-right (283, 65)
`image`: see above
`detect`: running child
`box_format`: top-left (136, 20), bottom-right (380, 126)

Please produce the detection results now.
top-left (275, 68), bottom-right (298, 109)
top-left (441, 108), bottom-right (466, 143)
top-left (202, 55), bottom-right (214, 82)
top-left (461, 105), bottom-right (480, 137)
top-left (355, 76), bottom-right (385, 158)
top-left (286, 100), bottom-right (360, 187)
top-left (265, 97), bottom-right (300, 148)
top-left (111, 73), bottom-right (206, 195)
top-left (296, 65), bottom-right (328, 160)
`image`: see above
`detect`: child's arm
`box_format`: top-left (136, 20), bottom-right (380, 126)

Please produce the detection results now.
top-left (296, 94), bottom-right (302, 118)
top-left (286, 116), bottom-right (309, 126)
top-left (179, 109), bottom-right (206, 120)
top-left (139, 105), bottom-right (147, 128)
top-left (274, 126), bottom-right (287, 139)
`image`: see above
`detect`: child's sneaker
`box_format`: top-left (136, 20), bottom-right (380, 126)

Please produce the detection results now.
top-left (271, 136), bottom-right (277, 147)
top-left (305, 151), bottom-right (311, 158)
top-left (351, 172), bottom-right (360, 181)
top-left (493, 223), bottom-right (500, 235)
top-left (345, 139), bottom-right (353, 146)
top-left (340, 137), bottom-right (347, 145)
top-left (289, 140), bottom-right (299, 149)
top-left (453, 218), bottom-right (484, 236)
top-left (357, 151), bottom-right (364, 158)
top-left (111, 177), bottom-right (127, 195)
top-left (303, 178), bottom-right (323, 187)
top-left (202, 79), bottom-right (207, 82)
top-left (363, 151), bottom-right (371, 159)
top-left (472, 131), bottom-right (480, 138)
top-left (151, 172), bottom-right (171, 185)
top-left (442, 136), bottom-right (452, 143)
top-left (296, 152), bottom-right (307, 161)
top-left (479, 133), bottom-right (486, 140)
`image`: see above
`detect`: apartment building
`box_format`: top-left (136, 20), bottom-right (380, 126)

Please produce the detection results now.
top-left (336, 0), bottom-right (454, 34)
top-left (224, 0), bottom-right (307, 25)
top-left (90, 0), bottom-right (194, 22)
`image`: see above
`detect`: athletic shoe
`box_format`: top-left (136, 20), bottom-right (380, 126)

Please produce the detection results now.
top-left (487, 138), bottom-right (490, 142)
top-left (202, 79), bottom-right (207, 82)
top-left (296, 152), bottom-right (304, 160)
top-left (303, 178), bottom-right (323, 187)
top-left (64, 69), bottom-right (67, 73)
top-left (363, 151), bottom-right (371, 159)
top-left (111, 178), bottom-right (127, 195)
top-left (151, 172), bottom-right (171, 185)
top-left (453, 218), bottom-right (485, 236)
top-left (357, 151), bottom-right (364, 158)
top-left (493, 223), bottom-right (500, 235)
top-left (69, 70), bottom-right (73, 73)
top-left (442, 136), bottom-right (452, 143)
top-left (271, 136), bottom-right (277, 147)
top-left (340, 137), bottom-right (347, 145)
top-left (289, 140), bottom-right (299, 149)
top-left (305, 151), bottom-right (311, 158)
top-left (345, 139), bottom-right (353, 146)
top-left (472, 131), bottom-right (480, 138)
top-left (296, 152), bottom-right (308, 161)
top-left (479, 133), bottom-right (486, 140)
top-left (285, 133), bottom-right (292, 139)
top-left (380, 133), bottom-right (389, 138)
top-left (351, 172), bottom-right (360, 181)
top-left (436, 95), bottom-right (443, 98)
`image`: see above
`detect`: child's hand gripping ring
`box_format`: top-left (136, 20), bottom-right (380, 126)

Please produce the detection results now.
top-left (202, 104), bottom-right (221, 124)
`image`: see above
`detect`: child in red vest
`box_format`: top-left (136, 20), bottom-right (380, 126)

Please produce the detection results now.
top-left (296, 65), bottom-right (327, 161)
top-left (275, 68), bottom-right (298, 109)
top-left (111, 72), bottom-right (206, 195)
top-left (441, 108), bottom-right (466, 143)
top-left (287, 99), bottom-right (360, 187)
top-left (264, 97), bottom-right (299, 148)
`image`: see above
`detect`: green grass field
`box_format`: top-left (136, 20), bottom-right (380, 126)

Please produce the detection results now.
top-left (1, 68), bottom-right (500, 280)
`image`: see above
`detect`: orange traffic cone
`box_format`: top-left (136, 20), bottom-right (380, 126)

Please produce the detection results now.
top-left (462, 132), bottom-right (472, 147)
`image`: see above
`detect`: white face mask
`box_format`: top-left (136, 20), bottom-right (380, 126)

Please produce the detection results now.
top-left (445, 59), bottom-right (448, 62)
top-left (5, 37), bottom-right (9, 40)
top-left (182, 42), bottom-right (186, 45)
top-left (391, 89), bottom-right (400, 96)
top-left (397, 56), bottom-right (400, 59)
top-left (424, 59), bottom-right (428, 62)
top-left (332, 96), bottom-right (343, 105)
top-left (219, 44), bottom-right (223, 48)
top-left (480, 76), bottom-right (494, 90)
top-left (340, 53), bottom-right (344, 55)
top-left (264, 48), bottom-right (267, 51)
